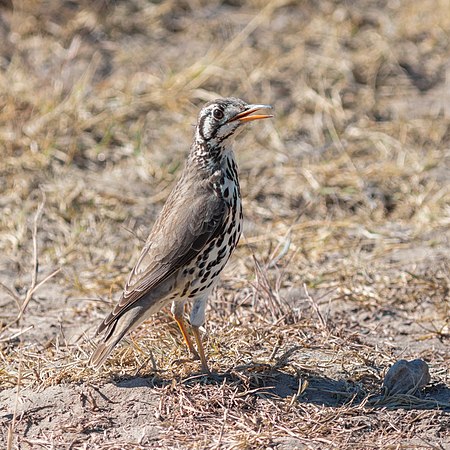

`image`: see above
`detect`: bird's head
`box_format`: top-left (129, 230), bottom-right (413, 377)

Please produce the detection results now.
top-left (194, 97), bottom-right (272, 149)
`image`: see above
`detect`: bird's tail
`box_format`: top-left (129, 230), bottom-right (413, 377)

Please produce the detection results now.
top-left (89, 306), bottom-right (149, 368)
top-left (89, 342), bottom-right (115, 368)
top-left (89, 321), bottom-right (128, 368)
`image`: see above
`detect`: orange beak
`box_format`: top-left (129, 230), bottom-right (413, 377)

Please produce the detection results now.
top-left (228, 104), bottom-right (273, 123)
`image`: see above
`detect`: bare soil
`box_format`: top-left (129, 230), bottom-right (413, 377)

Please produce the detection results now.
top-left (0, 1), bottom-right (449, 449)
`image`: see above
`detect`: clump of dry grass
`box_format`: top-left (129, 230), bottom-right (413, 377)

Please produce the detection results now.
top-left (1, 0), bottom-right (449, 448)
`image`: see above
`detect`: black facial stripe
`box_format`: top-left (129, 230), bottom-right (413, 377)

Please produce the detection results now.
top-left (217, 131), bottom-right (234, 144)
top-left (198, 115), bottom-right (207, 140)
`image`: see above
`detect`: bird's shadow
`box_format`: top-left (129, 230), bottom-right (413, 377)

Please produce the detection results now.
top-left (112, 361), bottom-right (450, 412)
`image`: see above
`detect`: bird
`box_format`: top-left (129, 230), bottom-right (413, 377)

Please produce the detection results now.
top-left (89, 97), bottom-right (273, 373)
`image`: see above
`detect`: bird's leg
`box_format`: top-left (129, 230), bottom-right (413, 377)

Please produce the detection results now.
top-left (192, 325), bottom-right (210, 374)
top-left (174, 316), bottom-right (200, 359)
top-left (172, 301), bottom-right (199, 359)
top-left (190, 296), bottom-right (211, 374)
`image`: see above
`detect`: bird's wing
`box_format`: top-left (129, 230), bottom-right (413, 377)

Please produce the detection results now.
top-left (97, 181), bottom-right (227, 334)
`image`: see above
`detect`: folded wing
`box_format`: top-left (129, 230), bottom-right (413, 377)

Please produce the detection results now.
top-left (96, 183), bottom-right (227, 334)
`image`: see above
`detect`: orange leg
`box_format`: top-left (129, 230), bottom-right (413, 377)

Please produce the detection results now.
top-left (173, 314), bottom-right (199, 360)
top-left (192, 325), bottom-right (210, 374)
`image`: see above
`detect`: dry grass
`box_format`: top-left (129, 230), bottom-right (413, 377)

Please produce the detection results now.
top-left (0, 0), bottom-right (449, 449)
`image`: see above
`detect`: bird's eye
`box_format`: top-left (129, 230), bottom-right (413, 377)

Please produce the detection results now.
top-left (213, 108), bottom-right (224, 120)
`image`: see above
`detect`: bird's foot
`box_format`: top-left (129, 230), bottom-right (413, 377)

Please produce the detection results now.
top-left (195, 366), bottom-right (224, 382)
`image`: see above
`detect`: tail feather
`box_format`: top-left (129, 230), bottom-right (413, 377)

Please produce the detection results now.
top-left (89, 341), bottom-right (117, 368)
top-left (89, 302), bottom-right (162, 368)
top-left (89, 319), bottom-right (128, 368)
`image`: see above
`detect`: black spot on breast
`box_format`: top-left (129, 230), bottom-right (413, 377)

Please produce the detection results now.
top-left (201, 270), bottom-right (211, 283)
top-left (224, 187), bottom-right (229, 197)
top-left (207, 259), bottom-right (219, 270)
top-left (231, 159), bottom-right (238, 172)
top-left (216, 233), bottom-right (225, 247)
top-left (232, 203), bottom-right (237, 218)
top-left (181, 281), bottom-right (191, 297)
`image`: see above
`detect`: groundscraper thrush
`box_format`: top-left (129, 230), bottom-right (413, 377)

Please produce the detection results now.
top-left (90, 98), bottom-right (273, 373)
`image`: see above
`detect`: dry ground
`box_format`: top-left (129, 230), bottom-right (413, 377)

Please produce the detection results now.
top-left (0, 0), bottom-right (449, 449)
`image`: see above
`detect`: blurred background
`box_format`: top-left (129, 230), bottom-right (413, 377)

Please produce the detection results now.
top-left (1, 0), bottom-right (448, 286)
top-left (0, 0), bottom-right (449, 447)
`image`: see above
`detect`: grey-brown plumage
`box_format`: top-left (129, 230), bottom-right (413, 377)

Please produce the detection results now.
top-left (89, 97), bottom-right (272, 372)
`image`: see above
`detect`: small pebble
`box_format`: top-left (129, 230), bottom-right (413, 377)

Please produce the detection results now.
top-left (382, 359), bottom-right (430, 395)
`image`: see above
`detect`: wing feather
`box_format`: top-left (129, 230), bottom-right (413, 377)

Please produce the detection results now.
top-left (97, 178), bottom-right (227, 334)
